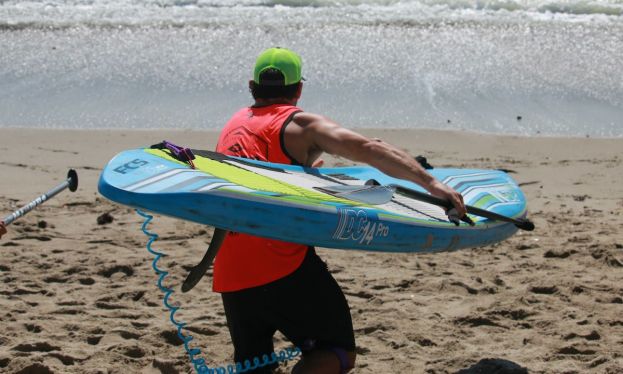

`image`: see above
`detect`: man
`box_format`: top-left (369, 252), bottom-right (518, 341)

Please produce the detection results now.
top-left (0, 222), bottom-right (6, 239)
top-left (214, 47), bottom-right (466, 373)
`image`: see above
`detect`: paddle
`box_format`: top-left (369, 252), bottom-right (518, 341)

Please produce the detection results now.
top-left (2, 169), bottom-right (79, 226)
top-left (364, 179), bottom-right (534, 231)
top-left (181, 227), bottom-right (227, 293)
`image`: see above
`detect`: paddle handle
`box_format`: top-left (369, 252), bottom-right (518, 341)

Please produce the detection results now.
top-left (2, 169), bottom-right (78, 226)
top-left (391, 184), bottom-right (535, 231)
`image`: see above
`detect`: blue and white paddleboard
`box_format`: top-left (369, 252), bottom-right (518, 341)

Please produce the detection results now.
top-left (98, 146), bottom-right (529, 253)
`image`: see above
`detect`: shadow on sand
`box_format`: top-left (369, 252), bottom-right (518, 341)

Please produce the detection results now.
top-left (455, 358), bottom-right (528, 374)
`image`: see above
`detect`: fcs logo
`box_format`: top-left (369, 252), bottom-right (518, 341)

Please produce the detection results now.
top-left (113, 159), bottom-right (148, 174)
top-left (333, 208), bottom-right (389, 245)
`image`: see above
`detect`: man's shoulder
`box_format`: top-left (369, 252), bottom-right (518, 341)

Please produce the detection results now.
top-left (292, 112), bottom-right (331, 128)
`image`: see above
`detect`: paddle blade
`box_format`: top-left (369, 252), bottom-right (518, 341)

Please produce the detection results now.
top-left (316, 184), bottom-right (395, 205)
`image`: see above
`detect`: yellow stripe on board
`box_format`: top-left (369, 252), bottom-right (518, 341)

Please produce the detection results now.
top-left (145, 149), bottom-right (357, 205)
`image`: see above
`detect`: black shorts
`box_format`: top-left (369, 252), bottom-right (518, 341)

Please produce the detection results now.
top-left (221, 248), bottom-right (355, 372)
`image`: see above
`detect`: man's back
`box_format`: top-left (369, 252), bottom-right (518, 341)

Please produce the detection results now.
top-left (213, 103), bottom-right (309, 294)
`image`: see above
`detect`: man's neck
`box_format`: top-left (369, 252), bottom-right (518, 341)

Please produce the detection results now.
top-left (253, 98), bottom-right (297, 107)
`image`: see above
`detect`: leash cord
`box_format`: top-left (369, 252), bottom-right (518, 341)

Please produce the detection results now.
top-left (137, 209), bottom-right (301, 373)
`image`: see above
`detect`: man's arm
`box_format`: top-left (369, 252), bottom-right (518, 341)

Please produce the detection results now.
top-left (289, 113), bottom-right (467, 216)
top-left (0, 222), bottom-right (6, 239)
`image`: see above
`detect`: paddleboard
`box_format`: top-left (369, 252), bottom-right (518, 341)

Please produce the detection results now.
top-left (98, 146), bottom-right (529, 253)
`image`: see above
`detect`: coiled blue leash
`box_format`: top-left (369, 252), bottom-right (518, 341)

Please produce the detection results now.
top-left (137, 209), bottom-right (302, 373)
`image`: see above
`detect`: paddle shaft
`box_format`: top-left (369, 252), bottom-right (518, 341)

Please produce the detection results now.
top-left (390, 184), bottom-right (535, 231)
top-left (2, 170), bottom-right (78, 226)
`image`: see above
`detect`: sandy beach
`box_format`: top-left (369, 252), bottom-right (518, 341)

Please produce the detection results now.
top-left (0, 128), bottom-right (621, 374)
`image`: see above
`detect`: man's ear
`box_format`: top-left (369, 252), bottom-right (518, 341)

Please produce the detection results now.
top-left (295, 82), bottom-right (303, 99)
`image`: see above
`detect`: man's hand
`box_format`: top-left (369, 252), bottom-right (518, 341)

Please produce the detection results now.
top-left (0, 222), bottom-right (7, 239)
top-left (426, 180), bottom-right (467, 217)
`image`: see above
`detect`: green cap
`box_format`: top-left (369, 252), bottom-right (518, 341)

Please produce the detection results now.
top-left (253, 47), bottom-right (303, 86)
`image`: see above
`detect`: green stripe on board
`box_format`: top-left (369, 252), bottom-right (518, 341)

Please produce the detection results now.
top-left (146, 149), bottom-right (358, 205)
top-left (472, 193), bottom-right (498, 209)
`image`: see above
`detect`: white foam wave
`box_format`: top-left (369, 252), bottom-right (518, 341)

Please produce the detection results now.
top-left (1, 19), bottom-right (621, 136)
top-left (0, 0), bottom-right (621, 30)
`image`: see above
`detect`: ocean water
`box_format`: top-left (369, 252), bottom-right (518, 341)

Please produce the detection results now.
top-left (0, 0), bottom-right (622, 137)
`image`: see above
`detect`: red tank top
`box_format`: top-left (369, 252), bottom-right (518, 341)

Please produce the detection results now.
top-left (213, 104), bottom-right (309, 292)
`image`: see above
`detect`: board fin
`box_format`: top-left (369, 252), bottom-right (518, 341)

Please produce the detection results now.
top-left (181, 228), bottom-right (228, 292)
